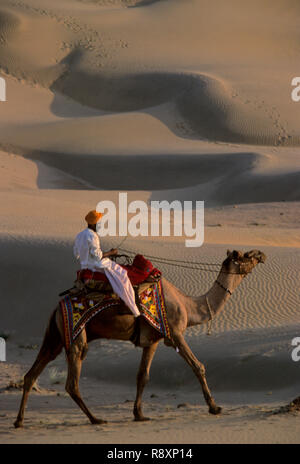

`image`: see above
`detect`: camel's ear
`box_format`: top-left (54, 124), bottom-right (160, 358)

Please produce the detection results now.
top-left (227, 249), bottom-right (231, 257)
top-left (232, 250), bottom-right (243, 260)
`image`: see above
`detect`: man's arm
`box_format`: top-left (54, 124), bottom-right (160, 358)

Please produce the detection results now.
top-left (102, 248), bottom-right (118, 258)
top-left (73, 241), bottom-right (80, 260)
top-left (88, 234), bottom-right (118, 261)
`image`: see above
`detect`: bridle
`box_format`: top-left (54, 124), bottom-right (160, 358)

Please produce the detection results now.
top-left (220, 259), bottom-right (253, 276)
top-left (216, 259), bottom-right (252, 295)
top-left (215, 280), bottom-right (233, 296)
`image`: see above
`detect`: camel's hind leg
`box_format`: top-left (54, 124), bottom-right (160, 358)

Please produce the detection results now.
top-left (134, 341), bottom-right (159, 421)
top-left (65, 330), bottom-right (106, 425)
top-left (14, 310), bottom-right (63, 428)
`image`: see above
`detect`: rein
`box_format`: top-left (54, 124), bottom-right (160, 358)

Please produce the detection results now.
top-left (115, 246), bottom-right (255, 338)
top-left (205, 296), bottom-right (214, 335)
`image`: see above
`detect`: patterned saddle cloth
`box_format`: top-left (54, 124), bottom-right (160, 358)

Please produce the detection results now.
top-left (60, 280), bottom-right (170, 351)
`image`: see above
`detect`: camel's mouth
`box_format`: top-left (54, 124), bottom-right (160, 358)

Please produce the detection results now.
top-left (224, 249), bottom-right (267, 274)
top-left (244, 250), bottom-right (266, 263)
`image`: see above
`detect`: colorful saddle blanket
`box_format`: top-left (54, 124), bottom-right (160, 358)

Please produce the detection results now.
top-left (60, 280), bottom-right (170, 351)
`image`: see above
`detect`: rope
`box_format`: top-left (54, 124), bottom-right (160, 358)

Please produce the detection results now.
top-left (205, 296), bottom-right (214, 336)
top-left (118, 247), bottom-right (220, 272)
top-left (115, 235), bottom-right (128, 249)
top-left (116, 246), bottom-right (227, 336)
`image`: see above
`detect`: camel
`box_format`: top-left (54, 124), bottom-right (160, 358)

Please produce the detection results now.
top-left (14, 248), bottom-right (266, 427)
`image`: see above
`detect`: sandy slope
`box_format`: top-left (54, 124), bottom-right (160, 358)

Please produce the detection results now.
top-left (1, 0), bottom-right (300, 147)
top-left (1, 325), bottom-right (300, 444)
top-left (0, 0), bottom-right (300, 444)
top-left (0, 158), bottom-right (299, 443)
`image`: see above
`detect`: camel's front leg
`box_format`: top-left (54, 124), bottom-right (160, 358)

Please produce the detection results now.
top-left (134, 341), bottom-right (159, 421)
top-left (172, 333), bottom-right (221, 415)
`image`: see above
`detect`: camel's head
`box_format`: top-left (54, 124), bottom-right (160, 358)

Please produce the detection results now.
top-left (223, 249), bottom-right (266, 275)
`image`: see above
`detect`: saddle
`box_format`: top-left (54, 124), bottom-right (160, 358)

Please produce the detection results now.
top-left (59, 255), bottom-right (168, 349)
top-left (60, 254), bottom-right (161, 297)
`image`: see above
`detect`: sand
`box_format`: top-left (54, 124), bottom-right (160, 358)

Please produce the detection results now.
top-left (0, 0), bottom-right (300, 444)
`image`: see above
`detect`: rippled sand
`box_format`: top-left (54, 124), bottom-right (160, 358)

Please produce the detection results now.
top-left (0, 0), bottom-right (300, 444)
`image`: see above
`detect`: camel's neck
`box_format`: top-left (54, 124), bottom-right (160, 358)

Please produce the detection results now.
top-left (186, 269), bottom-right (245, 327)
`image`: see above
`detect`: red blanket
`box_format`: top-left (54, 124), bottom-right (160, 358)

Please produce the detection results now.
top-left (77, 254), bottom-right (161, 286)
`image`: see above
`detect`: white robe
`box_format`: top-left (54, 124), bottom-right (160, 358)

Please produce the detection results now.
top-left (73, 228), bottom-right (140, 317)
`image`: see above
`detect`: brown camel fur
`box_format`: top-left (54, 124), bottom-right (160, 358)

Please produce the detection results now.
top-left (14, 249), bottom-right (266, 427)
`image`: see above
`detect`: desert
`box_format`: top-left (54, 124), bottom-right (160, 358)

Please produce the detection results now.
top-left (0, 0), bottom-right (300, 444)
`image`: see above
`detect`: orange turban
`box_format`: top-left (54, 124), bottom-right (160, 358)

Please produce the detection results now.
top-left (85, 210), bottom-right (103, 225)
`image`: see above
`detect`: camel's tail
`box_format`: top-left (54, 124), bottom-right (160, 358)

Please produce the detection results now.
top-left (38, 309), bottom-right (63, 360)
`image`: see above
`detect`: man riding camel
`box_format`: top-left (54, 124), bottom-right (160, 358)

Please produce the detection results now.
top-left (74, 210), bottom-right (140, 317)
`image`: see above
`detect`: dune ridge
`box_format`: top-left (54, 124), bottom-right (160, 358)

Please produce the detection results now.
top-left (76, 0), bottom-right (163, 7)
top-left (0, 0), bottom-right (300, 444)
top-left (0, 0), bottom-right (300, 147)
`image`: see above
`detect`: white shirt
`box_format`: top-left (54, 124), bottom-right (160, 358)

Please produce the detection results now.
top-left (73, 228), bottom-right (104, 271)
top-left (73, 227), bottom-right (140, 316)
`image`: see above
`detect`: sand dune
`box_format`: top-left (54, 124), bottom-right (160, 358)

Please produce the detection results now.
top-left (0, 76), bottom-right (299, 205)
top-left (1, 237), bottom-right (300, 340)
top-left (51, 69), bottom-right (299, 145)
top-left (76, 0), bottom-right (163, 7)
top-left (2, 144), bottom-right (299, 206)
top-left (0, 0), bottom-right (300, 444)
top-left (0, 0), bottom-right (300, 147)
top-left (0, 8), bottom-right (20, 42)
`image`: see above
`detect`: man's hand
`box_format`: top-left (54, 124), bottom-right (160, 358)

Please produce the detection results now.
top-left (102, 248), bottom-right (118, 259)
top-left (110, 248), bottom-right (118, 256)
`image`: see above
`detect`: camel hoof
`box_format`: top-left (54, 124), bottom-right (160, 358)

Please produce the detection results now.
top-left (91, 418), bottom-right (107, 425)
top-left (134, 416), bottom-right (151, 422)
top-left (209, 405), bottom-right (222, 415)
top-left (14, 420), bottom-right (23, 428)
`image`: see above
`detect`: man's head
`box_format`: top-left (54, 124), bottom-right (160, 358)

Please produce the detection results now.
top-left (85, 210), bottom-right (103, 231)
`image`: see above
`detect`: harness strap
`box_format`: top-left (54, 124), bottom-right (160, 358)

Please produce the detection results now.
top-left (205, 296), bottom-right (214, 336)
top-left (216, 280), bottom-right (233, 295)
